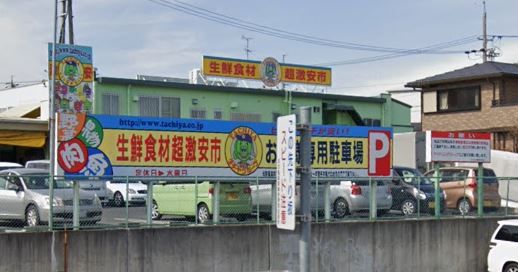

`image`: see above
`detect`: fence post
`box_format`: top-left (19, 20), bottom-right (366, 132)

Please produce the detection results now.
top-left (48, 174), bottom-right (54, 230)
top-left (271, 180), bottom-right (276, 222)
top-left (256, 177), bottom-right (260, 224)
top-left (434, 163), bottom-right (440, 218)
top-left (417, 175), bottom-right (421, 218)
top-left (73, 180), bottom-right (80, 230)
top-left (506, 177), bottom-right (510, 216)
top-left (195, 176), bottom-right (198, 225)
top-left (125, 176), bottom-right (129, 228)
top-left (213, 181), bottom-right (220, 224)
top-left (369, 177), bottom-right (377, 220)
top-left (146, 180), bottom-right (153, 227)
top-left (477, 162), bottom-right (484, 217)
top-left (324, 178), bottom-right (331, 222)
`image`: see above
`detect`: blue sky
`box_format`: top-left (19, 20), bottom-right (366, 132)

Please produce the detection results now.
top-left (2, 0), bottom-right (518, 95)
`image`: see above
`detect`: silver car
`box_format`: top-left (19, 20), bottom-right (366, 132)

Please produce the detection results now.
top-left (0, 168), bottom-right (103, 227)
top-left (251, 179), bottom-right (393, 218)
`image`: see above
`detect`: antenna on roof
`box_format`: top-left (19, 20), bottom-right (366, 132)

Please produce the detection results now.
top-left (241, 35), bottom-right (253, 60)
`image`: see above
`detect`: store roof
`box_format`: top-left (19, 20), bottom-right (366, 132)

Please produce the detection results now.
top-left (96, 77), bottom-right (387, 104)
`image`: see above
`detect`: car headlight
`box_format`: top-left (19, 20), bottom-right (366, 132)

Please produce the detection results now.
top-left (45, 197), bottom-right (64, 207)
top-left (413, 188), bottom-right (426, 200)
top-left (128, 188), bottom-right (136, 194)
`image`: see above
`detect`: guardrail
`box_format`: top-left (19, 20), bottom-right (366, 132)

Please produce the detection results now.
top-left (0, 174), bottom-right (516, 231)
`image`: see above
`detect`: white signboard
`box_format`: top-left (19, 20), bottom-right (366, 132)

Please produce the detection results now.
top-left (276, 114), bottom-right (296, 230)
top-left (426, 131), bottom-right (491, 163)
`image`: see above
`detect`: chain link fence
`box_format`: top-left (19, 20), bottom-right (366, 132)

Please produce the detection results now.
top-left (0, 172), bottom-right (517, 232)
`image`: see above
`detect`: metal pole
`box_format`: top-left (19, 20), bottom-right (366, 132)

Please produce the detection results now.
top-left (125, 177), bottom-right (129, 228)
top-left (506, 178), bottom-right (510, 216)
top-left (195, 176), bottom-right (198, 225)
top-left (271, 181), bottom-right (276, 222)
top-left (369, 177), bottom-right (376, 220)
top-left (213, 181), bottom-right (220, 224)
top-left (256, 177), bottom-right (260, 224)
top-left (324, 179), bottom-right (331, 222)
top-left (477, 162), bottom-right (484, 216)
top-left (298, 106), bottom-right (312, 272)
top-left (146, 181), bottom-right (153, 226)
top-left (73, 180), bottom-right (79, 229)
top-left (434, 163), bottom-right (440, 218)
top-left (67, 0), bottom-right (74, 44)
top-left (49, 0), bottom-right (59, 231)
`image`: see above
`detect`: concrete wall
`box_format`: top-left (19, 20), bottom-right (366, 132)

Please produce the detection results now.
top-left (0, 217), bottom-right (507, 272)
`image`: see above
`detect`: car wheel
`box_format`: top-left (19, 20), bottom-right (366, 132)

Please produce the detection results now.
top-left (333, 198), bottom-right (349, 218)
top-left (151, 200), bottom-right (162, 220)
top-left (504, 262), bottom-right (518, 272)
top-left (457, 198), bottom-right (472, 215)
top-left (197, 203), bottom-right (211, 224)
top-left (113, 192), bottom-right (125, 207)
top-left (401, 199), bottom-right (417, 216)
top-left (25, 205), bottom-right (40, 227)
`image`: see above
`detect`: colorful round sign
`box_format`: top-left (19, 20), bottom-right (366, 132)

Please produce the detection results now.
top-left (58, 56), bottom-right (84, 87)
top-left (260, 57), bottom-right (281, 87)
top-left (225, 126), bottom-right (263, 176)
top-left (77, 116), bottom-right (104, 148)
top-left (57, 138), bottom-right (88, 173)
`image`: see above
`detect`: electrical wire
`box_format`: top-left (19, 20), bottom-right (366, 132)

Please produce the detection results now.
top-left (148, 0), bottom-right (475, 55)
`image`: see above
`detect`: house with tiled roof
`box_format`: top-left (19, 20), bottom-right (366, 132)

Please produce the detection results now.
top-left (406, 61), bottom-right (518, 152)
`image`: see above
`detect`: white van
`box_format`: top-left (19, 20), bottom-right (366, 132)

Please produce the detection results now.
top-left (24, 160), bottom-right (110, 204)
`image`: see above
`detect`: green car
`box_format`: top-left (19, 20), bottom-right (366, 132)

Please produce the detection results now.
top-left (151, 181), bottom-right (252, 223)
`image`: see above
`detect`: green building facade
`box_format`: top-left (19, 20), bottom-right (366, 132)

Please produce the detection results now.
top-left (93, 77), bottom-right (412, 132)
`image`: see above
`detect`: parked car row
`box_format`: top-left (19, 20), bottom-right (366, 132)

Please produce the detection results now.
top-left (149, 165), bottom-right (504, 223)
top-left (0, 159), bottom-right (504, 226)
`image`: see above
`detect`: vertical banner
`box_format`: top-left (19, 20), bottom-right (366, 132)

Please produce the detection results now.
top-left (276, 115), bottom-right (296, 230)
top-left (49, 44), bottom-right (94, 176)
top-left (48, 43), bottom-right (94, 114)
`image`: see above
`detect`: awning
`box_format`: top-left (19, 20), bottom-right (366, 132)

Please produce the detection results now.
top-left (0, 130), bottom-right (46, 148)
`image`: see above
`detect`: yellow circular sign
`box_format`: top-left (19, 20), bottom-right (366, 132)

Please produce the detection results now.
top-left (58, 56), bottom-right (84, 87)
top-left (225, 127), bottom-right (263, 176)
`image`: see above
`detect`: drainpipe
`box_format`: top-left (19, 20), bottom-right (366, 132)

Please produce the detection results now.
top-left (127, 84), bottom-right (132, 115)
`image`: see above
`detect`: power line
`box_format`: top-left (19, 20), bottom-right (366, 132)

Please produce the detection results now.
top-left (315, 36), bottom-right (478, 66)
top-left (148, 0), bottom-right (472, 55)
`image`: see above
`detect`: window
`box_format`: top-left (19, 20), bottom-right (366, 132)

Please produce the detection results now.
top-left (191, 108), bottom-right (207, 119)
top-left (213, 109), bottom-right (223, 120)
top-left (102, 93), bottom-right (120, 115)
top-left (437, 86), bottom-right (480, 112)
top-left (363, 118), bottom-right (381, 127)
top-left (230, 112), bottom-right (261, 122)
top-left (161, 97), bottom-right (180, 118)
top-left (139, 96), bottom-right (160, 117)
top-left (495, 225), bottom-right (518, 242)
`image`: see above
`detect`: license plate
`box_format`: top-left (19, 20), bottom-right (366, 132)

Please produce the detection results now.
top-left (226, 192), bottom-right (239, 201)
top-left (428, 202), bottom-right (435, 208)
top-left (484, 200), bottom-right (493, 207)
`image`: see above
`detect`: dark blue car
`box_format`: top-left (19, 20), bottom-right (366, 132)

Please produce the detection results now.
top-left (389, 166), bottom-right (446, 216)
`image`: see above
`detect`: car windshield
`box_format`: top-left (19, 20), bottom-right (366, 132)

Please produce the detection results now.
top-left (24, 176), bottom-right (73, 189)
top-left (395, 168), bottom-right (433, 185)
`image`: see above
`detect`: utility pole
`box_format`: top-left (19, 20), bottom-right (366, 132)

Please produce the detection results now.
top-left (482, 1), bottom-right (488, 62)
top-left (241, 35), bottom-right (252, 60)
top-left (58, 0), bottom-right (75, 44)
top-left (298, 107), bottom-right (312, 272)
